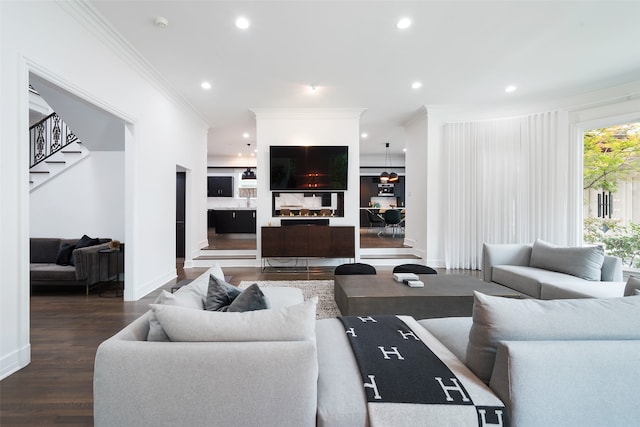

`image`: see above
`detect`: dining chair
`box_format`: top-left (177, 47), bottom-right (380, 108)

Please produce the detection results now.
top-left (382, 209), bottom-right (403, 237)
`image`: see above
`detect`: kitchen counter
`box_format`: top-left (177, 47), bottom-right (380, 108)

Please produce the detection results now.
top-left (208, 207), bottom-right (256, 211)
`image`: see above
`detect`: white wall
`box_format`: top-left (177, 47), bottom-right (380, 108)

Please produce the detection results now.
top-left (252, 108), bottom-right (363, 262)
top-left (1, 1), bottom-right (208, 379)
top-left (403, 109), bottom-right (430, 263)
top-left (30, 152), bottom-right (125, 240)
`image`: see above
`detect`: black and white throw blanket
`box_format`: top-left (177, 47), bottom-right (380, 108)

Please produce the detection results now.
top-left (339, 315), bottom-right (507, 427)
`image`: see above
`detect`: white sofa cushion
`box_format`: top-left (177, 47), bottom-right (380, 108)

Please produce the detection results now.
top-left (418, 317), bottom-right (473, 363)
top-left (541, 280), bottom-right (627, 299)
top-left (467, 291), bottom-right (640, 383)
top-left (150, 297), bottom-right (317, 342)
top-left (491, 265), bottom-right (580, 299)
top-left (624, 275), bottom-right (640, 296)
top-left (529, 239), bottom-right (605, 280)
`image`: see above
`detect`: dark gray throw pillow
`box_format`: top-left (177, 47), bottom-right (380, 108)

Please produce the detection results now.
top-left (55, 242), bottom-right (76, 266)
top-left (226, 283), bottom-right (268, 312)
top-left (70, 234), bottom-right (101, 266)
top-left (75, 234), bottom-right (101, 249)
top-left (205, 275), bottom-right (242, 311)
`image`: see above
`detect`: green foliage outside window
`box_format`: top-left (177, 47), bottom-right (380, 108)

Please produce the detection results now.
top-left (583, 124), bottom-right (640, 191)
top-left (584, 123), bottom-right (640, 268)
top-left (584, 215), bottom-right (640, 269)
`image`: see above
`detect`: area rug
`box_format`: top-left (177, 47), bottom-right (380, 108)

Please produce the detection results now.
top-left (239, 280), bottom-right (341, 319)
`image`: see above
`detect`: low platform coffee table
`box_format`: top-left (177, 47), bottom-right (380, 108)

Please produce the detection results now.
top-left (334, 274), bottom-right (521, 318)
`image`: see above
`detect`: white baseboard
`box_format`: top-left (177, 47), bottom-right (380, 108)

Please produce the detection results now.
top-left (128, 270), bottom-right (177, 301)
top-left (0, 344), bottom-right (30, 381)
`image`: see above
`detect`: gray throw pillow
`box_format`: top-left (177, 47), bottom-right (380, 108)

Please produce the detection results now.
top-left (466, 291), bottom-right (640, 384)
top-left (205, 275), bottom-right (242, 311)
top-left (529, 239), bottom-right (605, 280)
top-left (226, 283), bottom-right (268, 312)
top-left (624, 275), bottom-right (640, 297)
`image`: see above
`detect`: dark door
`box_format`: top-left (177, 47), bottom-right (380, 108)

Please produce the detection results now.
top-left (176, 172), bottom-right (186, 258)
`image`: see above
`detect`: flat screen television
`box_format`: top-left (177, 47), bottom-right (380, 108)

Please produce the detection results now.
top-left (270, 145), bottom-right (348, 190)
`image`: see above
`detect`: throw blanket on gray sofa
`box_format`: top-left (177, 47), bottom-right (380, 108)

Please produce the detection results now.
top-left (339, 315), bottom-right (506, 427)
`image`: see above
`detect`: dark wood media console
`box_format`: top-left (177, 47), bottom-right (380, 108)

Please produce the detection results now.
top-left (261, 225), bottom-right (355, 269)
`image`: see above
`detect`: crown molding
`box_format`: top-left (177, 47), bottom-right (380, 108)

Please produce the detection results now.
top-left (57, 0), bottom-right (214, 128)
top-left (402, 105), bottom-right (428, 127)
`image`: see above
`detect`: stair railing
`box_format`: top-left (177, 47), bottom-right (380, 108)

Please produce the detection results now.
top-left (29, 112), bottom-right (79, 168)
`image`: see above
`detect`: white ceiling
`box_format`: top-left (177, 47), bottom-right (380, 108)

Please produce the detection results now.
top-left (89, 1), bottom-right (640, 157)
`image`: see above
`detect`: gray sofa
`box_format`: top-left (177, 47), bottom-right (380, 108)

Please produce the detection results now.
top-left (94, 267), bottom-right (640, 427)
top-left (482, 240), bottom-right (625, 299)
top-left (30, 237), bottom-right (115, 294)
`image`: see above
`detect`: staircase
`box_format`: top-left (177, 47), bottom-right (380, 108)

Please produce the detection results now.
top-left (29, 112), bottom-right (90, 191)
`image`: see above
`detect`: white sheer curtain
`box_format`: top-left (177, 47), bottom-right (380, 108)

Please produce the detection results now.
top-left (443, 111), bottom-right (577, 269)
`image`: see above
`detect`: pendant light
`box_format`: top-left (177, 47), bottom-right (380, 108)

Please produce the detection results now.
top-left (241, 143), bottom-right (256, 180)
top-left (380, 143), bottom-right (398, 183)
top-left (241, 168), bottom-right (256, 180)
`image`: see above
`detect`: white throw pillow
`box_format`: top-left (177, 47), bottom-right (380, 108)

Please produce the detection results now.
top-left (150, 297), bottom-right (318, 342)
top-left (467, 291), bottom-right (640, 384)
top-left (186, 264), bottom-right (225, 298)
top-left (147, 289), bottom-right (204, 341)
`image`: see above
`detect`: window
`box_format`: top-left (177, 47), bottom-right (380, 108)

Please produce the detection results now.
top-left (583, 122), bottom-right (640, 268)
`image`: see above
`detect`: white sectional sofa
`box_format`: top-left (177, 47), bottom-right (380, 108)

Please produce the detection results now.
top-left (482, 240), bottom-right (625, 299)
top-left (94, 266), bottom-right (640, 427)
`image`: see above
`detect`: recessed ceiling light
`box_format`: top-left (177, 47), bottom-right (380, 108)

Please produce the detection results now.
top-left (242, 132), bottom-right (250, 139)
top-left (201, 81), bottom-right (212, 90)
top-left (361, 132), bottom-right (368, 138)
top-left (235, 17), bottom-right (250, 30)
top-left (397, 18), bottom-right (412, 30)
top-left (505, 85), bottom-right (517, 93)
top-left (308, 85), bottom-right (318, 94)
top-left (403, 148), bottom-right (407, 152)
top-left (411, 81), bottom-right (422, 90)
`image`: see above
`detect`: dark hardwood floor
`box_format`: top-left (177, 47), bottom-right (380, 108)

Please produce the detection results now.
top-left (1, 260), bottom-right (471, 425)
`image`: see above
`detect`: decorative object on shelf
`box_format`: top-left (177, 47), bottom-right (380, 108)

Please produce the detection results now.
top-left (380, 142), bottom-right (398, 183)
top-left (109, 239), bottom-right (121, 250)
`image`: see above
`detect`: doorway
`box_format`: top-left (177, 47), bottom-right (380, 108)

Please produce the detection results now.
top-left (176, 172), bottom-right (186, 258)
